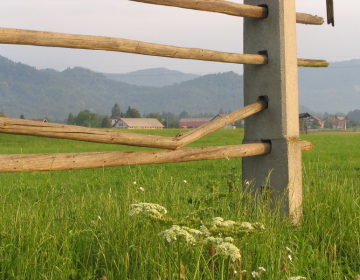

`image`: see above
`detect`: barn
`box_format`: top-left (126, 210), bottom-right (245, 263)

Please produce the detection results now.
top-left (179, 118), bottom-right (212, 129)
top-left (112, 118), bottom-right (164, 129)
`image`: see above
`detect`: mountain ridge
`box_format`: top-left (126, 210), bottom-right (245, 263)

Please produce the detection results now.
top-left (1, 55), bottom-right (360, 120)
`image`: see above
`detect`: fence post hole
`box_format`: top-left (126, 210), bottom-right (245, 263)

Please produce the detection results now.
top-left (242, 0), bottom-right (302, 224)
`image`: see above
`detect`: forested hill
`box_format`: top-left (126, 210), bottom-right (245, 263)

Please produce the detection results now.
top-left (0, 56), bottom-right (243, 120)
top-left (1, 54), bottom-right (360, 120)
top-left (104, 68), bottom-right (200, 87)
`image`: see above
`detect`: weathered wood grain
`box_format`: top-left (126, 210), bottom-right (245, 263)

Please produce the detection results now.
top-left (0, 143), bottom-right (271, 172)
top-left (130, 0), bottom-right (324, 25)
top-left (0, 101), bottom-right (267, 149)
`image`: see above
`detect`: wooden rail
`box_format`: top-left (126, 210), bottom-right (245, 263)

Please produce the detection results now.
top-left (0, 27), bottom-right (328, 67)
top-left (0, 143), bottom-right (271, 172)
top-left (129, 0), bottom-right (324, 25)
top-left (0, 101), bottom-right (267, 149)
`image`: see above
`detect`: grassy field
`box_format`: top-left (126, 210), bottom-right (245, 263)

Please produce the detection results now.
top-left (0, 129), bottom-right (360, 279)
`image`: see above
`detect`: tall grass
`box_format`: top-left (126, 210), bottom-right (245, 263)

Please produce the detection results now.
top-left (0, 130), bottom-right (360, 279)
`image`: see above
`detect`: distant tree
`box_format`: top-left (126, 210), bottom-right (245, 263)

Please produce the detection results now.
top-left (219, 108), bottom-right (224, 114)
top-left (164, 119), bottom-right (180, 128)
top-left (0, 111), bottom-right (4, 117)
top-left (111, 103), bottom-right (122, 117)
top-left (324, 116), bottom-right (333, 129)
top-left (179, 111), bottom-right (189, 119)
top-left (67, 113), bottom-right (75, 125)
top-left (20, 114), bottom-right (25, 119)
top-left (125, 106), bottom-right (141, 118)
top-left (146, 112), bottom-right (163, 123)
top-left (101, 116), bottom-right (112, 128)
top-left (74, 110), bottom-right (100, 127)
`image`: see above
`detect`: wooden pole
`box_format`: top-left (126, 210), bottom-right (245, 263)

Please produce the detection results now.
top-left (129, 0), bottom-right (324, 25)
top-left (297, 59), bottom-right (329, 67)
top-left (0, 143), bottom-right (271, 172)
top-left (0, 27), bottom-right (267, 66)
top-left (0, 27), bottom-right (327, 67)
top-left (0, 101), bottom-right (266, 149)
top-left (175, 99), bottom-right (267, 147)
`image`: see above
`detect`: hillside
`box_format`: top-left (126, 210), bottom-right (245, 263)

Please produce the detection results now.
top-left (1, 55), bottom-right (360, 120)
top-left (104, 68), bottom-right (199, 87)
top-left (0, 56), bottom-right (243, 120)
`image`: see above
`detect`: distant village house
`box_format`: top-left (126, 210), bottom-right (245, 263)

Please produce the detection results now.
top-left (111, 117), bottom-right (164, 129)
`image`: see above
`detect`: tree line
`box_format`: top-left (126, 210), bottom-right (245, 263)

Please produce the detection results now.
top-left (64, 103), bottom-right (233, 128)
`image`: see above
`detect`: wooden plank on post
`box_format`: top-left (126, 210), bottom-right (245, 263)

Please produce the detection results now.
top-left (297, 59), bottom-right (329, 67)
top-left (0, 27), bottom-right (267, 65)
top-left (0, 101), bottom-right (266, 149)
top-left (129, 0), bottom-right (324, 25)
top-left (0, 27), bottom-right (327, 67)
top-left (0, 143), bottom-right (271, 172)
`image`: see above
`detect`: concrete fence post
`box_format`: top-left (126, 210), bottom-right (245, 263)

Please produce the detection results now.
top-left (242, 0), bottom-right (303, 223)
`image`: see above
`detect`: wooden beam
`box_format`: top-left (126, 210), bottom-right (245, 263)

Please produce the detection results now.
top-left (0, 27), bottom-right (328, 67)
top-left (175, 99), bottom-right (267, 147)
top-left (0, 143), bottom-right (271, 172)
top-left (0, 101), bottom-right (267, 149)
top-left (296, 12), bottom-right (324, 25)
top-left (0, 27), bottom-right (267, 66)
top-left (129, 0), bottom-right (324, 25)
top-left (297, 59), bottom-right (329, 67)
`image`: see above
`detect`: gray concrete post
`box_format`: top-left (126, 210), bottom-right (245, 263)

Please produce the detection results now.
top-left (242, 0), bottom-right (302, 223)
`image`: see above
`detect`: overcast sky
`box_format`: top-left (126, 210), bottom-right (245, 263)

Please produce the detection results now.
top-left (0, 0), bottom-right (357, 75)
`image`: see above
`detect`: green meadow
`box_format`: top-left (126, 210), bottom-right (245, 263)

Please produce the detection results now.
top-left (1, 129), bottom-right (360, 279)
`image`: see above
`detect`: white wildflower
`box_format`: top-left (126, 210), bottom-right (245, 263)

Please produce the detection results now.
top-left (251, 271), bottom-right (259, 278)
top-left (215, 242), bottom-right (241, 262)
top-left (200, 225), bottom-right (211, 236)
top-left (158, 225), bottom-right (202, 245)
top-left (286, 246), bottom-right (292, 253)
top-left (259, 267), bottom-right (266, 272)
top-left (288, 255), bottom-right (293, 262)
top-left (69, 230), bottom-right (73, 234)
top-left (287, 277), bottom-right (306, 280)
top-left (133, 181), bottom-right (136, 185)
top-left (98, 216), bottom-right (102, 221)
top-left (139, 187), bottom-right (145, 191)
top-left (212, 217), bottom-right (236, 227)
top-left (212, 217), bottom-right (224, 226)
top-left (221, 220), bottom-right (236, 227)
top-left (224, 237), bottom-right (234, 242)
top-left (183, 180), bottom-right (187, 183)
top-left (240, 222), bottom-right (254, 230)
top-left (205, 236), bottom-right (224, 245)
top-left (129, 203), bottom-right (167, 218)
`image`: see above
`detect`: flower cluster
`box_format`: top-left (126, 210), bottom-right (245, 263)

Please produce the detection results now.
top-left (212, 217), bottom-right (236, 227)
top-left (158, 225), bottom-right (203, 245)
top-left (129, 203), bottom-right (167, 219)
top-left (205, 236), bottom-right (241, 262)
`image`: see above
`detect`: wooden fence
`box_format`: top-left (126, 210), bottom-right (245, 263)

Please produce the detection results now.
top-left (0, 0), bottom-right (328, 223)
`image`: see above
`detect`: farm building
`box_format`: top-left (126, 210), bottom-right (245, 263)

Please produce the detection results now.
top-left (31, 119), bottom-right (48, 122)
top-left (308, 115), bottom-right (324, 129)
top-left (180, 118), bottom-right (212, 129)
top-left (331, 115), bottom-right (349, 129)
top-left (110, 116), bottom-right (121, 127)
top-left (112, 118), bottom-right (164, 129)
